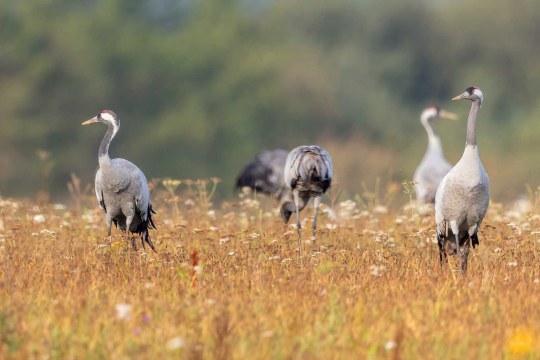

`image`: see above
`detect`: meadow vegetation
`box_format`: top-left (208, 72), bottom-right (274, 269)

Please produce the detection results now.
top-left (1, 179), bottom-right (539, 359)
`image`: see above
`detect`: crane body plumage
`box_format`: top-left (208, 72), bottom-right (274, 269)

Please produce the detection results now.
top-left (435, 87), bottom-right (489, 272)
top-left (235, 149), bottom-right (289, 200)
top-left (283, 145), bottom-right (333, 254)
top-left (413, 106), bottom-right (456, 203)
top-left (83, 110), bottom-right (156, 252)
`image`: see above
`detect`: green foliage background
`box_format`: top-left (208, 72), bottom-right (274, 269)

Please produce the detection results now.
top-left (1, 0), bottom-right (539, 202)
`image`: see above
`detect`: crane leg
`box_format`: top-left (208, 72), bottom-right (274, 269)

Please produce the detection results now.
top-left (454, 233), bottom-right (462, 256)
top-left (437, 234), bottom-right (447, 269)
top-left (460, 244), bottom-right (470, 274)
top-left (105, 214), bottom-right (112, 244)
top-left (125, 214), bottom-right (136, 251)
top-left (312, 195), bottom-right (321, 250)
top-left (293, 191), bottom-right (302, 256)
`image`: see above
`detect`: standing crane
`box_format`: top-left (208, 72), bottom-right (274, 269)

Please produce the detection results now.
top-left (283, 145), bottom-right (333, 254)
top-left (435, 87), bottom-right (490, 272)
top-left (82, 110), bottom-right (157, 252)
top-left (413, 105), bottom-right (458, 203)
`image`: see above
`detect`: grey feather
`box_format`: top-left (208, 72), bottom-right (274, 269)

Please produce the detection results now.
top-left (235, 149), bottom-right (289, 198)
top-left (434, 87), bottom-right (489, 272)
top-left (413, 106), bottom-right (453, 203)
top-left (84, 110), bottom-right (156, 252)
top-left (282, 145), bottom-right (333, 225)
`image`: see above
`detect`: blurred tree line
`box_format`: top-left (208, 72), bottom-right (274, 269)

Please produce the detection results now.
top-left (1, 0), bottom-right (539, 203)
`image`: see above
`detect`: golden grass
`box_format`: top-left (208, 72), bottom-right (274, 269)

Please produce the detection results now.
top-left (1, 182), bottom-right (540, 359)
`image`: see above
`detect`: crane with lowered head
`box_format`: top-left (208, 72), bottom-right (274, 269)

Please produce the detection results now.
top-left (283, 145), bottom-right (333, 255)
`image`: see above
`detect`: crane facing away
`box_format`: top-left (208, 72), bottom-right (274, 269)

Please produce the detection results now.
top-left (435, 87), bottom-right (490, 272)
top-left (83, 110), bottom-right (157, 252)
top-left (283, 145), bottom-right (333, 254)
top-left (413, 105), bottom-right (458, 203)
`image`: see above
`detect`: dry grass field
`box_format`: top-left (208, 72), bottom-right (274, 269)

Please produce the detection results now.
top-left (1, 178), bottom-right (540, 359)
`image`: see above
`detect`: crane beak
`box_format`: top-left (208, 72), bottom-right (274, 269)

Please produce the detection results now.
top-left (452, 91), bottom-right (469, 101)
top-left (82, 116), bottom-right (98, 126)
top-left (439, 110), bottom-right (458, 120)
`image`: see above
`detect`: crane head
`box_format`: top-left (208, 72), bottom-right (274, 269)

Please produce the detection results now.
top-left (82, 110), bottom-right (120, 127)
top-left (452, 86), bottom-right (483, 106)
top-left (421, 105), bottom-right (458, 124)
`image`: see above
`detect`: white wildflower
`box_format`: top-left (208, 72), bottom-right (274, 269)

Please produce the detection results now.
top-left (115, 303), bottom-right (131, 320)
top-left (373, 205), bottom-right (388, 214)
top-left (219, 237), bottom-right (230, 244)
top-left (385, 340), bottom-right (396, 351)
top-left (166, 337), bottom-right (185, 350)
top-left (370, 264), bottom-right (386, 277)
top-left (33, 214), bottom-right (45, 224)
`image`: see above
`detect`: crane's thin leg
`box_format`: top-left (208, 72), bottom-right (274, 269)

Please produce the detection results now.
top-left (105, 214), bottom-right (113, 244)
top-left (437, 234), bottom-right (447, 269)
top-left (312, 195), bottom-right (321, 251)
top-left (454, 233), bottom-right (462, 256)
top-left (125, 214), bottom-right (136, 251)
top-left (460, 244), bottom-right (470, 274)
top-left (293, 191), bottom-right (302, 256)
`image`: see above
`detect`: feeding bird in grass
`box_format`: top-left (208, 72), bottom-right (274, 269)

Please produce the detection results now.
top-left (235, 148), bottom-right (289, 203)
top-left (435, 87), bottom-right (490, 273)
top-left (413, 105), bottom-right (458, 203)
top-left (283, 145), bottom-right (333, 255)
top-left (83, 110), bottom-right (157, 252)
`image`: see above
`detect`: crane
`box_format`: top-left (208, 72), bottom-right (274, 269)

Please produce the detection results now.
top-left (435, 87), bottom-right (490, 272)
top-left (235, 149), bottom-right (289, 200)
top-left (413, 105), bottom-right (458, 203)
top-left (82, 110), bottom-right (157, 252)
top-left (235, 149), bottom-right (304, 223)
top-left (283, 145), bottom-right (333, 254)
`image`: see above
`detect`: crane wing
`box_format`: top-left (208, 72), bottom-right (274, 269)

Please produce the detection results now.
top-left (95, 169), bottom-right (107, 212)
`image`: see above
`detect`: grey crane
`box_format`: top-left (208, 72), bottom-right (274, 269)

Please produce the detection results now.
top-left (82, 110), bottom-right (157, 252)
top-left (235, 148), bottom-right (289, 200)
top-left (235, 149), bottom-right (305, 224)
top-left (435, 87), bottom-right (490, 272)
top-left (283, 145), bottom-right (333, 254)
top-left (413, 105), bottom-right (458, 203)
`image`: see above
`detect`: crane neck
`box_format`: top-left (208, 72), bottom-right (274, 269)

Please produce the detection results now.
top-left (98, 122), bottom-right (118, 166)
top-left (427, 134), bottom-right (444, 156)
top-left (421, 117), bottom-right (443, 156)
top-left (466, 100), bottom-right (481, 146)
